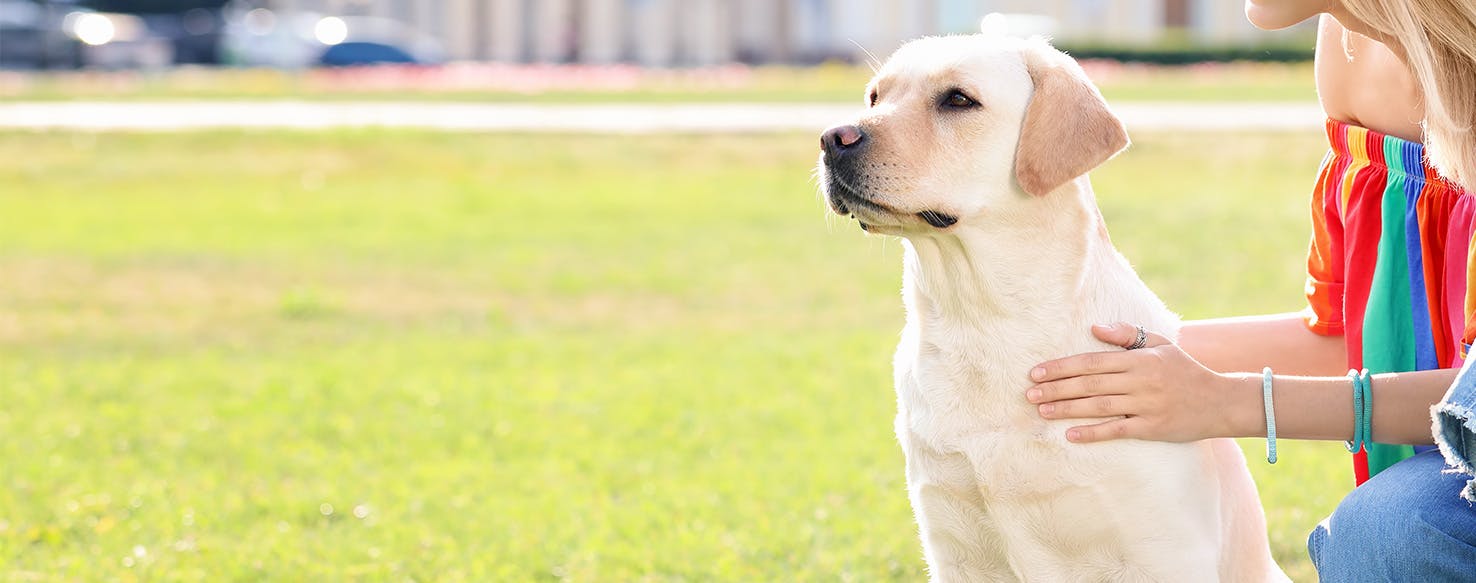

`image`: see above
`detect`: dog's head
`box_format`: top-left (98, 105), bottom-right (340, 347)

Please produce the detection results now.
top-left (817, 35), bottom-right (1128, 235)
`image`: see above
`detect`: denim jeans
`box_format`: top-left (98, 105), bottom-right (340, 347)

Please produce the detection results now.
top-left (1437, 354), bottom-right (1476, 502)
top-left (1307, 450), bottom-right (1476, 581)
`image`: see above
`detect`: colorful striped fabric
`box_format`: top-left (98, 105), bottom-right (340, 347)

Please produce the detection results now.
top-left (1305, 119), bottom-right (1475, 485)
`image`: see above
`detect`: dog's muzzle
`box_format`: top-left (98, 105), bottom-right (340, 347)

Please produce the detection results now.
top-left (820, 124), bottom-right (958, 230)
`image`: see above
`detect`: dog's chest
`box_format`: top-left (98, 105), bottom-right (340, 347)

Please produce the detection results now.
top-left (893, 350), bottom-right (1214, 580)
top-left (892, 332), bottom-right (1101, 494)
top-left (891, 319), bottom-right (1201, 505)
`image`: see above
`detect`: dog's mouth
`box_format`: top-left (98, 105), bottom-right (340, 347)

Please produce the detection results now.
top-left (917, 210), bottom-right (958, 228)
top-left (826, 173), bottom-right (956, 231)
top-left (831, 189), bottom-right (958, 231)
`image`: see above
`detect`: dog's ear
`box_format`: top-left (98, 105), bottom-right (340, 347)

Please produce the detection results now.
top-left (1014, 40), bottom-right (1129, 197)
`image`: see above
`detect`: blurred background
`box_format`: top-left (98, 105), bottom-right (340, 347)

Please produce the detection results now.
top-left (2, 0), bottom-right (1307, 70)
top-left (2, 1), bottom-right (1347, 581)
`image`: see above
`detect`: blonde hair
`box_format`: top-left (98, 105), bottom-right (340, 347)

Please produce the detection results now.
top-left (1341, 0), bottom-right (1476, 190)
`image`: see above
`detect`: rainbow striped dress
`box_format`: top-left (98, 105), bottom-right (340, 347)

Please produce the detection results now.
top-left (1305, 120), bottom-right (1475, 485)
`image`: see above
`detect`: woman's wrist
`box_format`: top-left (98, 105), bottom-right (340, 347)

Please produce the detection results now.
top-left (1214, 372), bottom-right (1266, 439)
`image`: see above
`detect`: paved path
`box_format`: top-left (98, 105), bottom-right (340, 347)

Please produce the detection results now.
top-left (0, 101), bottom-right (1324, 133)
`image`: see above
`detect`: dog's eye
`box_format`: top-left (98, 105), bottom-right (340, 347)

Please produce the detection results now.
top-left (868, 90), bottom-right (879, 107)
top-left (942, 90), bottom-right (978, 109)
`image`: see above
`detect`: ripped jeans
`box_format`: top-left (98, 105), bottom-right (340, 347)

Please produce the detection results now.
top-left (1307, 450), bottom-right (1476, 580)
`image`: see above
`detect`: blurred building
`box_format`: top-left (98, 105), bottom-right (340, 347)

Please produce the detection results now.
top-left (1006, 0), bottom-right (1269, 44)
top-left (244, 0), bottom-right (1292, 66)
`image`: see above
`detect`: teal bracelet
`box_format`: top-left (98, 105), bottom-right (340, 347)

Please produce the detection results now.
top-left (1345, 369), bottom-right (1368, 452)
top-left (1345, 370), bottom-right (1360, 452)
top-left (1262, 367), bottom-right (1277, 464)
top-left (1359, 369), bottom-right (1373, 448)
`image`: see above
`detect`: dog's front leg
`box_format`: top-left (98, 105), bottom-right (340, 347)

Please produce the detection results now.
top-left (900, 424), bottom-right (1016, 582)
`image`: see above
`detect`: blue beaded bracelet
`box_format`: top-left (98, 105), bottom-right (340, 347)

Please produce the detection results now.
top-left (1262, 367), bottom-right (1277, 464)
top-left (1359, 369), bottom-right (1372, 449)
top-left (1345, 370), bottom-right (1362, 452)
top-left (1345, 369), bottom-right (1372, 453)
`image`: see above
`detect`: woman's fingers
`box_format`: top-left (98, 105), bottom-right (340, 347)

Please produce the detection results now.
top-left (1029, 323), bottom-right (1171, 384)
top-left (1030, 350), bottom-right (1132, 383)
top-left (1065, 418), bottom-right (1145, 443)
top-left (1037, 394), bottom-right (1135, 420)
top-left (1091, 322), bottom-right (1172, 350)
top-left (1027, 372), bottom-right (1132, 404)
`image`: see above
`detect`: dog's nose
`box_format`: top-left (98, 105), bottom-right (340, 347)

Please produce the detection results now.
top-left (821, 124), bottom-right (865, 156)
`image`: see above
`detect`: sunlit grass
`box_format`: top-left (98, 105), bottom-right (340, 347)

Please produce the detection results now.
top-left (1, 130), bottom-right (1342, 580)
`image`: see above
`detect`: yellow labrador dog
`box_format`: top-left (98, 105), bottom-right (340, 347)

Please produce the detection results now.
top-left (817, 35), bottom-right (1287, 582)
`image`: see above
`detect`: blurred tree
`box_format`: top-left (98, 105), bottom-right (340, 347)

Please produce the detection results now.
top-left (81, 0), bottom-right (227, 13)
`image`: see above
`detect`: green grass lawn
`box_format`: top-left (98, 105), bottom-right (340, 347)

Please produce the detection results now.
top-left (1, 129), bottom-right (1348, 581)
top-left (0, 62), bottom-right (1317, 104)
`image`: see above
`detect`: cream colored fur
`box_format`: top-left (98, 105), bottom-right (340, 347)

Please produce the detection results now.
top-left (817, 35), bottom-right (1288, 582)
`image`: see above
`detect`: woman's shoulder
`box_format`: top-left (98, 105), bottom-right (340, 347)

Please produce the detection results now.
top-left (1315, 15), bottom-right (1424, 143)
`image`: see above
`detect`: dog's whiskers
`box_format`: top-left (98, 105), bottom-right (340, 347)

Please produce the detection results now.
top-left (850, 39), bottom-right (882, 74)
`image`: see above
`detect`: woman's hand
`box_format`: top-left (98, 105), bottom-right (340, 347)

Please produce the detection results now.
top-left (1026, 322), bottom-right (1253, 443)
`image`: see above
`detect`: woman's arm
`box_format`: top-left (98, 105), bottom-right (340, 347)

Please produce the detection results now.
top-left (1213, 368), bottom-right (1456, 444)
top-left (1178, 312), bottom-right (1347, 376)
top-left (1026, 322), bottom-right (1452, 445)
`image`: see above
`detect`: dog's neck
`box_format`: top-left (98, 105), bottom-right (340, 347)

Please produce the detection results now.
top-left (899, 177), bottom-right (1163, 364)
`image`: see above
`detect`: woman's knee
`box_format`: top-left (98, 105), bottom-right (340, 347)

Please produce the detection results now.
top-left (1307, 483), bottom-right (1404, 578)
top-left (1308, 452), bottom-right (1476, 580)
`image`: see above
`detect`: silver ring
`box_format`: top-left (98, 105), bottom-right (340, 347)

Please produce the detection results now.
top-left (1126, 326), bottom-right (1148, 350)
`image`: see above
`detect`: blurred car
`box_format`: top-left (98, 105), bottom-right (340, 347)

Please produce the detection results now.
top-left (315, 16), bottom-right (444, 66)
top-left (66, 11), bottom-right (175, 68)
top-left (0, 0), bottom-right (85, 69)
top-left (141, 7), bottom-right (223, 64)
top-left (220, 5), bottom-right (443, 68)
